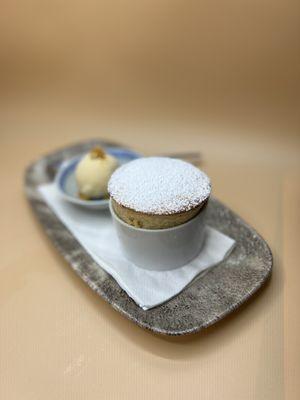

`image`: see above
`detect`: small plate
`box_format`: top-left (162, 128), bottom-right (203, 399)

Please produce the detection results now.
top-left (55, 147), bottom-right (140, 209)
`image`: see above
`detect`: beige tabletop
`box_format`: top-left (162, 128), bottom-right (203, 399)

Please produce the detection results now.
top-left (0, 109), bottom-right (299, 399)
top-left (1, 1), bottom-right (300, 398)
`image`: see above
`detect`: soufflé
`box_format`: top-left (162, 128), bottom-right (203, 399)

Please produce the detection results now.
top-left (108, 157), bottom-right (211, 229)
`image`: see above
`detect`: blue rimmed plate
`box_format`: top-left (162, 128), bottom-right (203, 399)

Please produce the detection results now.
top-left (55, 147), bottom-right (141, 210)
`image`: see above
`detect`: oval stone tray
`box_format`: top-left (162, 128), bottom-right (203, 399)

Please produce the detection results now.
top-left (24, 139), bottom-right (272, 336)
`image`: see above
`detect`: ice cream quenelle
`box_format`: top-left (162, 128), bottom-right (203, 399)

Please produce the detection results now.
top-left (75, 147), bottom-right (119, 199)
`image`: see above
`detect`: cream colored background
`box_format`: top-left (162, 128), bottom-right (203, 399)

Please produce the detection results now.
top-left (1, 0), bottom-right (299, 129)
top-left (0, 1), bottom-right (300, 399)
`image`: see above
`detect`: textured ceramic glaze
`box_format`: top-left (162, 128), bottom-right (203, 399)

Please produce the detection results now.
top-left (24, 139), bottom-right (272, 335)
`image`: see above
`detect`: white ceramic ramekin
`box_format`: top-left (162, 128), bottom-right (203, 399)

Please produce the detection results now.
top-left (109, 200), bottom-right (207, 271)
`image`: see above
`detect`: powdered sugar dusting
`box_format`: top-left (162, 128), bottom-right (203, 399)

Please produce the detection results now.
top-left (108, 157), bottom-right (211, 215)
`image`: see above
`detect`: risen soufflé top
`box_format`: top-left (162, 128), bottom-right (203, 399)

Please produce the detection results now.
top-left (108, 157), bottom-right (211, 215)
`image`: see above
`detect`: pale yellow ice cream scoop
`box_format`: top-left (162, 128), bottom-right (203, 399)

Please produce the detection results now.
top-left (75, 147), bottom-right (118, 199)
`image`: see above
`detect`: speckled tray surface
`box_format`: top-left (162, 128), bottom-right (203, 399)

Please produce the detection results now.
top-left (25, 139), bottom-right (272, 336)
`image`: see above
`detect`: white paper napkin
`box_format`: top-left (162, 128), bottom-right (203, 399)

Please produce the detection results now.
top-left (38, 183), bottom-right (235, 309)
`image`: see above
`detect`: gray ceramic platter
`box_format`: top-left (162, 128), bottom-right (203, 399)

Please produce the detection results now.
top-left (25, 139), bottom-right (272, 336)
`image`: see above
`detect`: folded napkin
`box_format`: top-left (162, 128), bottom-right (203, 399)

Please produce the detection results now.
top-left (38, 184), bottom-right (235, 309)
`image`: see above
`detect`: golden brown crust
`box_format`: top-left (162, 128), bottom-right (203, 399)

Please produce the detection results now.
top-left (112, 198), bottom-right (208, 229)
